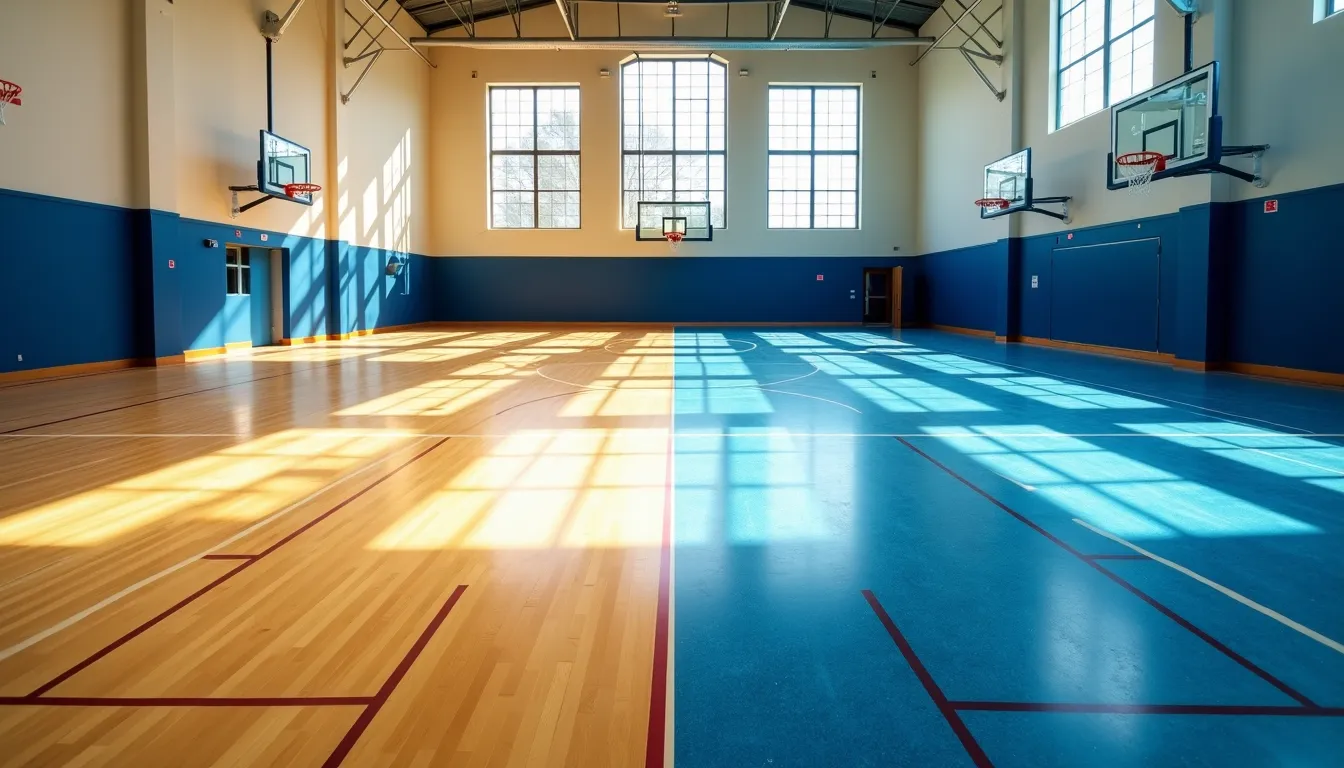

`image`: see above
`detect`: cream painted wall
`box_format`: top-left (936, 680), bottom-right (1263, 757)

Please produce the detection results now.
top-left (0, 0), bottom-right (137, 207)
top-left (1226, 0), bottom-right (1344, 201)
top-left (428, 5), bottom-right (919, 257)
top-left (337, 4), bottom-right (432, 252)
top-left (915, 0), bottom-right (1012, 253)
top-left (173, 0), bottom-right (332, 237)
top-left (918, 0), bottom-right (1344, 250)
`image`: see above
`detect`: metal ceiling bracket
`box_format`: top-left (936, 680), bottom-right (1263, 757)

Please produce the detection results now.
top-left (909, 0), bottom-right (1004, 101)
top-left (555, 0), bottom-right (578, 40)
top-left (769, 0), bottom-right (791, 40)
top-left (351, 0), bottom-right (436, 67)
top-left (910, 0), bottom-right (990, 66)
top-left (342, 48), bottom-right (384, 102)
top-left (262, 0), bottom-right (308, 40)
top-left (872, 0), bottom-right (904, 39)
top-left (345, 0), bottom-right (393, 48)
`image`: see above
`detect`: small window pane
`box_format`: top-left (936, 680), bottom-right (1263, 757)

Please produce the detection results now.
top-left (488, 86), bottom-right (580, 228)
top-left (622, 59), bottom-right (726, 228)
top-left (768, 85), bottom-right (860, 229)
top-left (226, 266), bottom-right (239, 295)
top-left (240, 265), bottom-right (251, 295)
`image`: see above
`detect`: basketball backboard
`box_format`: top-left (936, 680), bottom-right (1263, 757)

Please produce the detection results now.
top-left (982, 148), bottom-right (1032, 217)
top-left (1109, 62), bottom-right (1215, 187)
top-left (636, 201), bottom-right (712, 241)
top-left (259, 130), bottom-right (314, 204)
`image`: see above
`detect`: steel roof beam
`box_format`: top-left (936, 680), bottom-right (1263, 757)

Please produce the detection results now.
top-left (410, 34), bottom-right (934, 48)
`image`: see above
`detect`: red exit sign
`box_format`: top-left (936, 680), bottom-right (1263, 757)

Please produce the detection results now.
top-left (1264, 199), bottom-right (1279, 213)
top-left (816, 274), bottom-right (824, 281)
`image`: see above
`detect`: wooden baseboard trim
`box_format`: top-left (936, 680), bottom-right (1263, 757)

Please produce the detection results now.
top-left (927, 324), bottom-right (996, 339)
top-left (1016, 335), bottom-right (1174, 365)
top-left (0, 358), bottom-right (142, 385)
top-left (225, 341), bottom-right (252, 352)
top-left (155, 354), bottom-right (186, 366)
top-left (1172, 359), bottom-right (1209, 371)
top-left (183, 346), bottom-right (227, 362)
top-left (432, 321), bottom-right (863, 328)
top-left (1222, 362), bottom-right (1344, 387)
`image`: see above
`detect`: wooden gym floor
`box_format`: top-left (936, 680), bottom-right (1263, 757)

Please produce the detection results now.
top-left (0, 329), bottom-right (673, 767)
top-left (4, 326), bottom-right (1344, 766)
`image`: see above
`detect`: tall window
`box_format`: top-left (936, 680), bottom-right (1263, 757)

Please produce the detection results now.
top-left (1056, 0), bottom-right (1155, 129)
top-left (226, 246), bottom-right (249, 295)
top-left (621, 58), bottom-right (726, 229)
top-left (489, 86), bottom-right (580, 229)
top-left (767, 86), bottom-right (860, 229)
top-left (1333, 0), bottom-right (1343, 16)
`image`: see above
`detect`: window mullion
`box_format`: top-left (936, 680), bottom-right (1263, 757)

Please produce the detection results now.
top-left (1102, 0), bottom-right (1112, 108)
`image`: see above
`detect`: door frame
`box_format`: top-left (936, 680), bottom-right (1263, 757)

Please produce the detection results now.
top-left (862, 267), bottom-right (892, 325)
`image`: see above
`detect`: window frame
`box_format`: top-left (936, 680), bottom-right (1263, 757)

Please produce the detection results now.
top-left (619, 56), bottom-right (728, 230)
top-left (1054, 0), bottom-right (1156, 131)
top-left (226, 246), bottom-right (250, 296)
top-left (487, 84), bottom-right (581, 230)
top-left (766, 84), bottom-right (862, 230)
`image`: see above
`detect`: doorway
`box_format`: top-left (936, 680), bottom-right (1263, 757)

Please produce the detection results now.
top-left (862, 267), bottom-right (904, 326)
top-left (863, 268), bottom-right (890, 325)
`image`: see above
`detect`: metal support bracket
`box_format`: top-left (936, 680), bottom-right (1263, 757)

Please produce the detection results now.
top-left (228, 186), bottom-right (275, 219)
top-left (342, 48), bottom-right (384, 103)
top-left (262, 0), bottom-right (308, 40)
top-left (1170, 145), bottom-right (1271, 188)
top-left (982, 196), bottom-right (1071, 224)
top-left (911, 0), bottom-right (1005, 102)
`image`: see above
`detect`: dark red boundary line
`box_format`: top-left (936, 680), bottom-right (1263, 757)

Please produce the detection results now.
top-left (322, 585), bottom-right (469, 768)
top-left (1, 361), bottom-right (348, 435)
top-left (893, 436), bottom-right (1319, 710)
top-left (644, 429), bottom-right (674, 768)
top-left (950, 701), bottom-right (1344, 717)
top-left (26, 436), bottom-right (453, 698)
top-left (1082, 553), bottom-right (1150, 561)
top-left (201, 554), bottom-right (257, 561)
top-left (863, 590), bottom-right (993, 768)
top-left (0, 696), bottom-right (372, 708)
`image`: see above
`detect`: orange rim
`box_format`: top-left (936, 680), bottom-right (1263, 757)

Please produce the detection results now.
top-left (974, 198), bottom-right (1011, 210)
top-left (1116, 151), bottom-right (1166, 171)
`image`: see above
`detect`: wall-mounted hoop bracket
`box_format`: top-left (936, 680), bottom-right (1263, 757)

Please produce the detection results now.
top-left (1168, 145), bottom-right (1270, 188)
top-left (229, 185), bottom-right (275, 218)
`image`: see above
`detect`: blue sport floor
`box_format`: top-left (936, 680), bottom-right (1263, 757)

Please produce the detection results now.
top-left (667, 328), bottom-right (1344, 767)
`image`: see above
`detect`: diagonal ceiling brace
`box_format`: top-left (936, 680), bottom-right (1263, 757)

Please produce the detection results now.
top-left (769, 0), bottom-right (792, 40)
top-left (555, 0), bottom-right (578, 40)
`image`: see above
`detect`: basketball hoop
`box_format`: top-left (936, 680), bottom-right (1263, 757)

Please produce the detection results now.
top-left (665, 231), bottom-right (685, 252)
top-left (284, 182), bottom-right (321, 199)
top-left (974, 197), bottom-right (1011, 211)
top-left (0, 80), bottom-right (22, 126)
top-left (1115, 151), bottom-right (1166, 193)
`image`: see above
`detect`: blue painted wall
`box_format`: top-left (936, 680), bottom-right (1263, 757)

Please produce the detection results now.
top-left (1225, 183), bottom-right (1344, 375)
top-left (433, 256), bottom-right (921, 324)
top-left (0, 189), bottom-right (141, 373)
top-left (336, 245), bottom-right (431, 335)
top-left (1050, 238), bottom-right (1161, 352)
top-left (914, 241), bottom-right (1005, 332)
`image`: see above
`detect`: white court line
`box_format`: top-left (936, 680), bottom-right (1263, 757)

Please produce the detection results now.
top-left (886, 342), bottom-right (1321, 435)
top-left (1072, 518), bottom-right (1344, 657)
top-left (0, 436), bottom-right (433, 664)
top-left (1247, 448), bottom-right (1344, 477)
top-left (754, 388), bottom-right (864, 414)
top-left (5, 432), bottom-right (1344, 440)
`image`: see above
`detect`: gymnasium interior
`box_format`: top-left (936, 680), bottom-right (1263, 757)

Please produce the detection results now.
top-left (1, 0), bottom-right (1342, 764)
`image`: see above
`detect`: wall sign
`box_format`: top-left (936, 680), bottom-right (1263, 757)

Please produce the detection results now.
top-left (1264, 199), bottom-right (1279, 213)
top-left (260, 233), bottom-right (269, 242)
top-left (168, 260), bottom-right (175, 269)
top-left (235, 229), bottom-right (242, 238)
top-left (816, 275), bottom-right (824, 281)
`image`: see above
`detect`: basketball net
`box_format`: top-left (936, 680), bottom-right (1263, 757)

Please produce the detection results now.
top-left (665, 232), bottom-right (684, 252)
top-left (1116, 152), bottom-right (1165, 195)
top-left (0, 80), bottom-right (22, 126)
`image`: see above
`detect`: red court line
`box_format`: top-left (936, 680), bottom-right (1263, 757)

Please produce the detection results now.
top-left (322, 585), bottom-right (469, 768)
top-left (644, 429), bottom-right (674, 768)
top-left (0, 696), bottom-right (373, 708)
top-left (26, 436), bottom-right (454, 698)
top-left (0, 362), bottom-right (347, 435)
top-left (950, 701), bottom-right (1344, 717)
top-left (893, 436), bottom-right (1319, 710)
top-left (863, 590), bottom-right (993, 768)
top-left (1083, 554), bottom-right (1150, 561)
top-left (201, 554), bottom-right (257, 561)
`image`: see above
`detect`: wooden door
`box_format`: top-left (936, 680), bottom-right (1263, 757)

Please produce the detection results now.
top-left (891, 266), bottom-right (903, 328)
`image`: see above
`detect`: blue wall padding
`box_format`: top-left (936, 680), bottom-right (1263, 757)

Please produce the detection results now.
top-left (1224, 183), bottom-right (1344, 375)
top-left (918, 242), bottom-right (1004, 331)
top-left (0, 189), bottom-right (140, 373)
top-left (433, 256), bottom-right (919, 324)
top-left (5, 181), bottom-right (1344, 377)
top-left (1050, 238), bottom-right (1161, 351)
